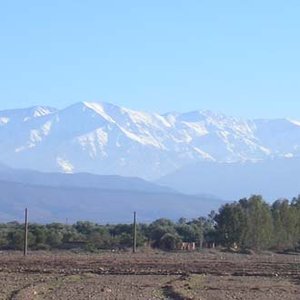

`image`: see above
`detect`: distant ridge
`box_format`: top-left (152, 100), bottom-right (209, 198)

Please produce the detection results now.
top-left (0, 166), bottom-right (174, 194)
top-left (0, 167), bottom-right (223, 223)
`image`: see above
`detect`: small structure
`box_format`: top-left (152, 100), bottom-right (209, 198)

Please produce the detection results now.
top-left (180, 242), bottom-right (196, 251)
top-left (203, 241), bottom-right (216, 249)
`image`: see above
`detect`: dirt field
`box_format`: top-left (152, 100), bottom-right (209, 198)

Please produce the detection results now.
top-left (0, 249), bottom-right (299, 299)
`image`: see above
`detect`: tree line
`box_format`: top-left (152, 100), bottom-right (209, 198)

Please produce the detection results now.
top-left (216, 195), bottom-right (300, 251)
top-left (0, 195), bottom-right (300, 252)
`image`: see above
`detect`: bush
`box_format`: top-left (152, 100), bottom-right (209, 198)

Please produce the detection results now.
top-left (159, 233), bottom-right (182, 250)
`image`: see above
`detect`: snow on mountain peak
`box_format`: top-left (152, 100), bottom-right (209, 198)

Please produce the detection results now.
top-left (32, 106), bottom-right (56, 117)
top-left (56, 157), bottom-right (74, 173)
top-left (1, 102), bottom-right (300, 179)
top-left (24, 106), bottom-right (57, 121)
top-left (287, 119), bottom-right (300, 127)
top-left (0, 105), bottom-right (56, 125)
top-left (0, 117), bottom-right (9, 126)
top-left (82, 101), bottom-right (116, 123)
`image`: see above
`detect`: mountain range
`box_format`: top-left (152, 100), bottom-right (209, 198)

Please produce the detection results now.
top-left (1, 102), bottom-right (300, 181)
top-left (0, 166), bottom-right (222, 223)
top-left (0, 101), bottom-right (300, 215)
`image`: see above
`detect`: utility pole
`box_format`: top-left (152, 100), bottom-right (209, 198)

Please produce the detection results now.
top-left (24, 208), bottom-right (28, 257)
top-left (133, 211), bottom-right (137, 253)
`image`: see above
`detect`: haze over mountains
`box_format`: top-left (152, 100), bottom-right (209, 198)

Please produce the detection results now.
top-left (158, 157), bottom-right (300, 201)
top-left (0, 101), bottom-right (300, 208)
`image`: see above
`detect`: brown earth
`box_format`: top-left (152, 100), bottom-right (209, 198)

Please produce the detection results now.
top-left (0, 249), bottom-right (299, 299)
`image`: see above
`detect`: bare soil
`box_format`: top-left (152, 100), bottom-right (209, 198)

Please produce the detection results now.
top-left (0, 249), bottom-right (299, 299)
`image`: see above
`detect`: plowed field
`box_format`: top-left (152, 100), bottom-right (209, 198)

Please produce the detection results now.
top-left (0, 250), bottom-right (299, 299)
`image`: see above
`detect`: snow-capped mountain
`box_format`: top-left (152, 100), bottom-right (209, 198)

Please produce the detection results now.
top-left (0, 101), bottom-right (299, 179)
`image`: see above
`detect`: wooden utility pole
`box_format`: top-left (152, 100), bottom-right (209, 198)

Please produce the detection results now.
top-left (133, 211), bottom-right (137, 253)
top-left (24, 208), bottom-right (28, 257)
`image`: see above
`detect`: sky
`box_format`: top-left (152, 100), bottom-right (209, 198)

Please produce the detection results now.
top-left (0, 0), bottom-right (299, 118)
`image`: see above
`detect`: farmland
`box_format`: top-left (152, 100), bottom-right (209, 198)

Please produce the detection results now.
top-left (0, 249), bottom-right (299, 299)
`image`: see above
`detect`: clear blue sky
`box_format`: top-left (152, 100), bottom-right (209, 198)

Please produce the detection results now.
top-left (0, 0), bottom-right (299, 118)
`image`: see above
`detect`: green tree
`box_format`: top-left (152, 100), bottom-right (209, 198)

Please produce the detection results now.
top-left (214, 202), bottom-right (247, 249)
top-left (272, 199), bottom-right (298, 250)
top-left (242, 195), bottom-right (273, 250)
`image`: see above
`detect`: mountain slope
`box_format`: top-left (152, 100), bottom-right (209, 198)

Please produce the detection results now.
top-left (1, 102), bottom-right (300, 179)
top-left (0, 179), bottom-right (223, 223)
top-left (0, 166), bottom-right (174, 194)
top-left (0, 166), bottom-right (223, 222)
